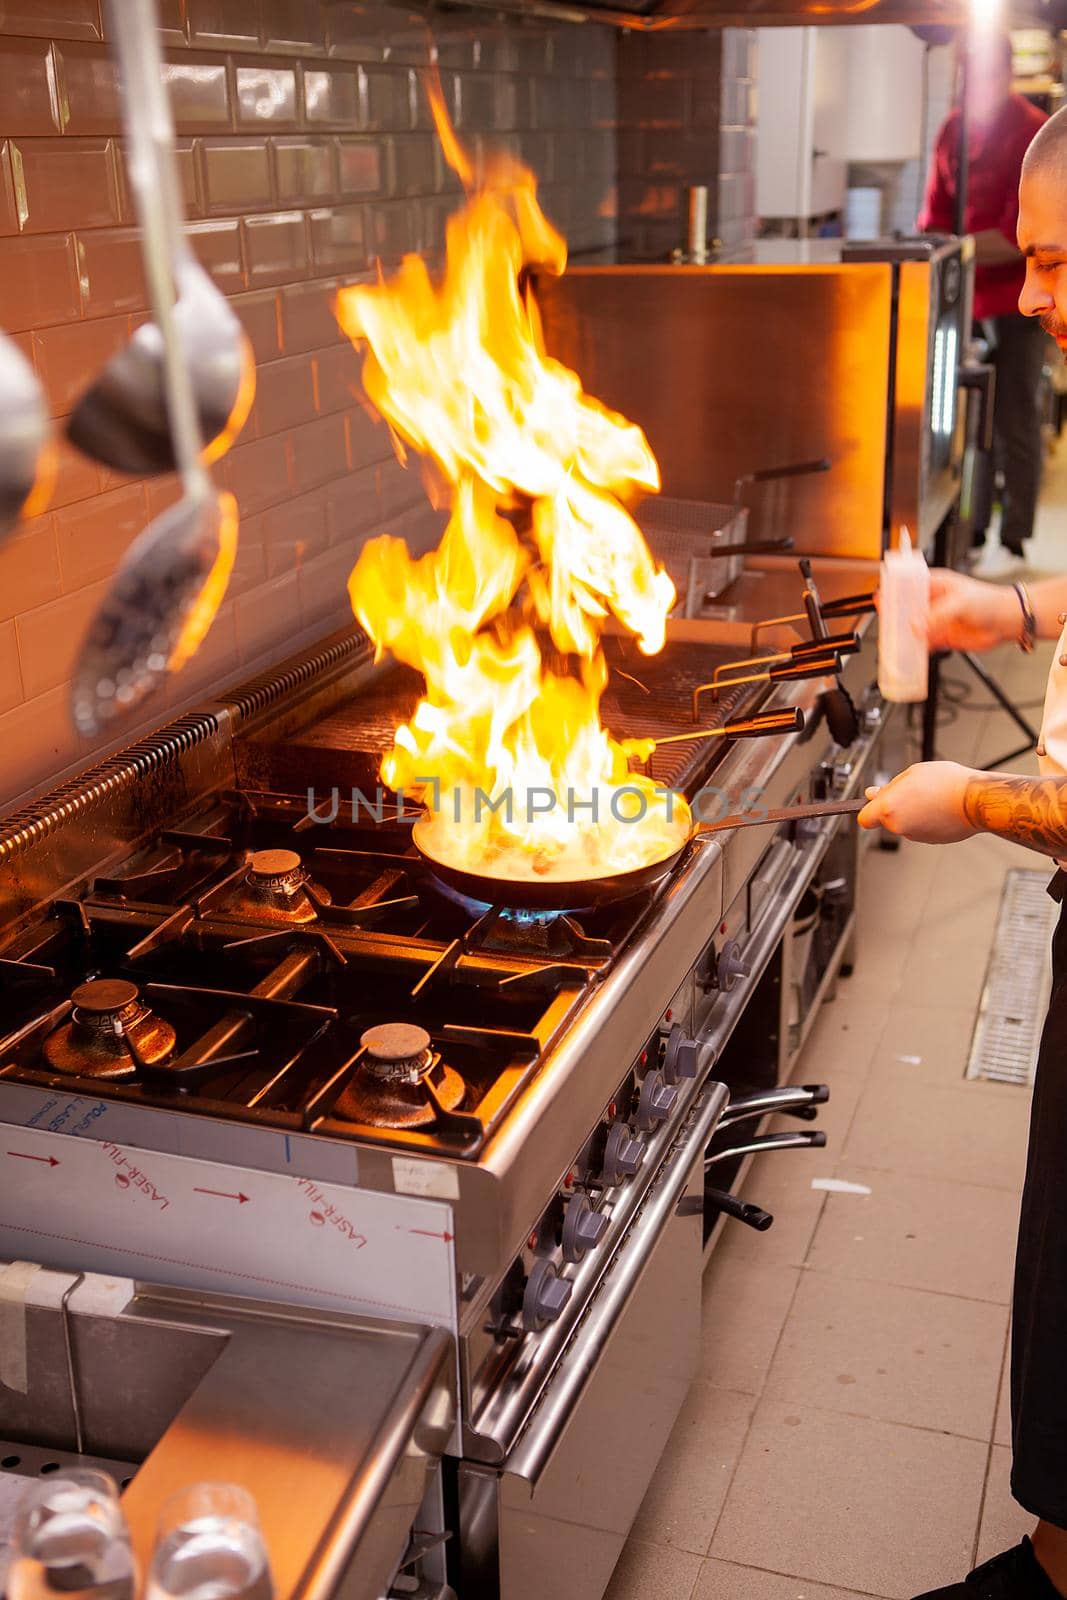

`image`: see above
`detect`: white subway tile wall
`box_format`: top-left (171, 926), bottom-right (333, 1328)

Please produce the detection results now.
top-left (0, 0), bottom-right (756, 811)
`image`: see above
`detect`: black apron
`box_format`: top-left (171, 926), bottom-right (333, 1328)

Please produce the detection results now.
top-left (1011, 869), bottom-right (1067, 1522)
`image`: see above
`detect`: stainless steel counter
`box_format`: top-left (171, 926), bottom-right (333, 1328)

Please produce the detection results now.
top-left (0, 1266), bottom-right (455, 1600)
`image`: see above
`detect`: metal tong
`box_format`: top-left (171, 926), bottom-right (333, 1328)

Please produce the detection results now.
top-left (749, 562), bottom-right (876, 656)
top-left (692, 634), bottom-right (858, 719)
top-left (651, 705), bottom-right (804, 750)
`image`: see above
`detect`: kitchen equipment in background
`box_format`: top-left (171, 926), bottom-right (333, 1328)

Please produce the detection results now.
top-left (70, 0), bottom-right (241, 740)
top-left (537, 235), bottom-right (975, 559)
top-left (638, 458), bottom-right (828, 613)
top-left (0, 544), bottom-right (885, 1600)
top-left (0, 332), bottom-right (53, 539)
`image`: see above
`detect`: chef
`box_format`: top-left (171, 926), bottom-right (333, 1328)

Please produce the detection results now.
top-left (859, 104), bottom-right (1067, 1600)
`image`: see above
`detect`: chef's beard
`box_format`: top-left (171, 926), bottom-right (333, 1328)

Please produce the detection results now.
top-left (1040, 311), bottom-right (1067, 347)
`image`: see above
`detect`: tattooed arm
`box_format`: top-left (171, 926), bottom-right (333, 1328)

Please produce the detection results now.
top-left (859, 761), bottom-right (1067, 856)
top-left (962, 775), bottom-right (1067, 858)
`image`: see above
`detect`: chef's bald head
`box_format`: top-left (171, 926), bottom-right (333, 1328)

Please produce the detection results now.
top-left (1019, 109), bottom-right (1067, 348)
top-left (1023, 105), bottom-right (1067, 184)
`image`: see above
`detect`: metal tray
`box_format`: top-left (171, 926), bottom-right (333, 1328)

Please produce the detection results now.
top-left (637, 497), bottom-right (748, 614)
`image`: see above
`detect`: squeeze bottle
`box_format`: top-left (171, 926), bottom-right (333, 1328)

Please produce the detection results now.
top-left (878, 527), bottom-right (929, 703)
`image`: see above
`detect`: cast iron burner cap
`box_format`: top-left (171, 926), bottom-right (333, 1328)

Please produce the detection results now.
top-left (360, 1022), bottom-right (433, 1077)
top-left (43, 978), bottom-right (177, 1079)
top-left (72, 977), bottom-right (140, 1016)
top-left (247, 848), bottom-right (304, 888)
top-left (227, 847), bottom-right (330, 925)
top-left (336, 1021), bottom-right (465, 1128)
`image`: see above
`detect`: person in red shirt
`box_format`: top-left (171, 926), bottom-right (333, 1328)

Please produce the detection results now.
top-left (919, 32), bottom-right (1048, 566)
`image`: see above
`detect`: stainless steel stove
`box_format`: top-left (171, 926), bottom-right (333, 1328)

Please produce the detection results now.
top-left (0, 565), bottom-right (888, 1600)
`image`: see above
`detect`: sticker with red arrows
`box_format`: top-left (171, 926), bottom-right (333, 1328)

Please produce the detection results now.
top-left (102, 1142), bottom-right (170, 1210)
top-left (0, 1123), bottom-right (458, 1329)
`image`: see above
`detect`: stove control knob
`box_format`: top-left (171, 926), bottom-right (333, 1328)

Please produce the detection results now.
top-left (602, 1121), bottom-right (645, 1186)
top-left (663, 1023), bottom-right (700, 1083)
top-left (562, 1194), bottom-right (609, 1263)
top-left (635, 1069), bottom-right (679, 1131)
top-left (523, 1259), bottom-right (572, 1332)
top-left (716, 940), bottom-right (751, 992)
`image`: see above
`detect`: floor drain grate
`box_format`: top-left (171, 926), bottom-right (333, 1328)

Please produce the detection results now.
top-left (966, 869), bottom-right (1059, 1087)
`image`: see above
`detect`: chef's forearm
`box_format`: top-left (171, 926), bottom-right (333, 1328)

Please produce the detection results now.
top-left (962, 773), bottom-right (1067, 857)
top-left (1028, 579), bottom-right (1067, 639)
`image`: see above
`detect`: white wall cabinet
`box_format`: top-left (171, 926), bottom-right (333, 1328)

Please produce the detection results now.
top-left (756, 24), bottom-right (927, 222)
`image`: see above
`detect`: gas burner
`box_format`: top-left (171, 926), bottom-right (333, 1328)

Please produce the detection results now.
top-left (334, 1021), bottom-right (466, 1129)
top-left (42, 979), bottom-right (176, 1079)
top-left (428, 875), bottom-right (597, 919)
top-left (223, 849), bottom-right (331, 925)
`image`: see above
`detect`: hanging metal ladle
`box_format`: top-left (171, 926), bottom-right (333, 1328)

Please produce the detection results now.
top-left (71, 0), bottom-right (240, 739)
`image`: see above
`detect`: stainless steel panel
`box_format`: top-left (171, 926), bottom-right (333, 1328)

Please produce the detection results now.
top-left (462, 1076), bottom-right (724, 1465)
top-left (456, 1142), bottom-right (709, 1600)
top-left (537, 265), bottom-right (893, 561)
top-left (1, 1269), bottom-right (455, 1600)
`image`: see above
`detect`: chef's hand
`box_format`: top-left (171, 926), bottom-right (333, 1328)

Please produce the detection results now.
top-left (858, 761), bottom-right (978, 844)
top-left (925, 568), bottom-right (1020, 653)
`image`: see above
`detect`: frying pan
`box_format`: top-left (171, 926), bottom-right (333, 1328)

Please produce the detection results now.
top-left (413, 787), bottom-right (863, 913)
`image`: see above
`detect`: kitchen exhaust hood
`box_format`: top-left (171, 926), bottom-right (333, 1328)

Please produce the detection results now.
top-left (437, 0), bottom-right (1065, 28)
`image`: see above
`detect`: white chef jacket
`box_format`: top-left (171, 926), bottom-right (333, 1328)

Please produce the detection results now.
top-left (1037, 612), bottom-right (1067, 783)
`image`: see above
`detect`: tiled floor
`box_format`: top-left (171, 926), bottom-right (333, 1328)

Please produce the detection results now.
top-left (603, 446), bottom-right (1067, 1600)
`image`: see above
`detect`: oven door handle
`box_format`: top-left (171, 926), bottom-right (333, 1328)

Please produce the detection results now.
top-left (503, 1079), bottom-right (730, 1489)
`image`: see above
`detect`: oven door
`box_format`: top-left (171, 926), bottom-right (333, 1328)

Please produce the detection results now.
top-left (455, 1129), bottom-right (712, 1600)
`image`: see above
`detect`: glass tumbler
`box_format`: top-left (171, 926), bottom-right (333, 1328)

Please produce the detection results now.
top-left (8, 1469), bottom-right (136, 1600)
top-left (144, 1483), bottom-right (273, 1600)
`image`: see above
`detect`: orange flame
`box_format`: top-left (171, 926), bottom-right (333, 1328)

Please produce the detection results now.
top-left (336, 90), bottom-right (681, 883)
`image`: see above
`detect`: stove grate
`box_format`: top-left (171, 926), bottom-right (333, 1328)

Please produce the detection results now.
top-left (966, 868), bottom-right (1058, 1087)
top-left (247, 639), bottom-right (774, 801)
